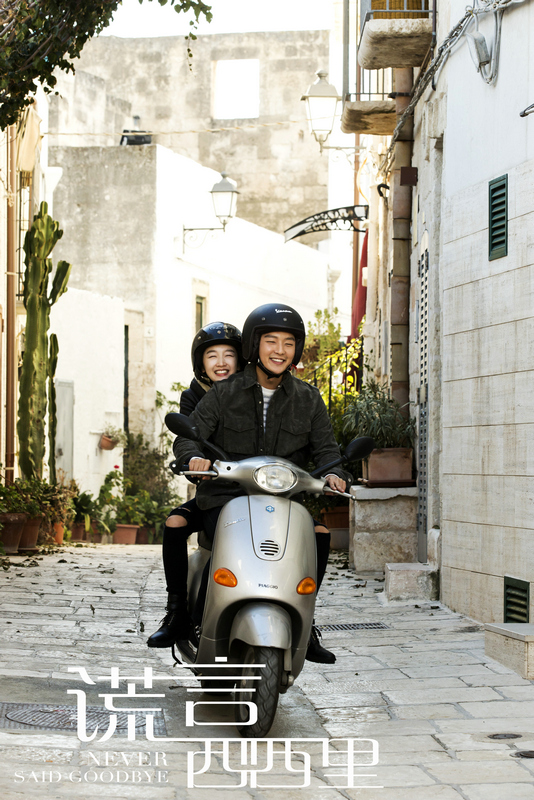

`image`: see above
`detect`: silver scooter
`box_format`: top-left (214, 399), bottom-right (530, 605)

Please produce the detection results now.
top-left (166, 412), bottom-right (374, 737)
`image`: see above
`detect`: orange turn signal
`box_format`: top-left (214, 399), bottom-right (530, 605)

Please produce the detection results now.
top-left (296, 577), bottom-right (316, 595)
top-left (213, 568), bottom-right (238, 587)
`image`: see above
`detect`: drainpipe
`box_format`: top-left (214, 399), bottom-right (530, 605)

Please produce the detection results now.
top-left (5, 125), bottom-right (17, 483)
top-left (389, 68), bottom-right (413, 410)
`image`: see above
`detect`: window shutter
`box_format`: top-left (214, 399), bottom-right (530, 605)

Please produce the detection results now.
top-left (488, 175), bottom-right (508, 261)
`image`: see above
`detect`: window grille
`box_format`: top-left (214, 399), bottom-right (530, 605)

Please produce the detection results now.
top-left (504, 576), bottom-right (529, 623)
top-left (489, 175), bottom-right (508, 261)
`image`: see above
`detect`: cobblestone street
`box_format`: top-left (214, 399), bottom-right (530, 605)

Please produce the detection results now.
top-left (1, 543), bottom-right (534, 799)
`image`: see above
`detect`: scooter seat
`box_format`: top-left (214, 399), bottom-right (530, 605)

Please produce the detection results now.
top-left (197, 529), bottom-right (213, 551)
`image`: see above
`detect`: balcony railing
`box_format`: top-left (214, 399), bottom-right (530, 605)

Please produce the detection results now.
top-left (360, 0), bottom-right (430, 36)
top-left (347, 68), bottom-right (393, 103)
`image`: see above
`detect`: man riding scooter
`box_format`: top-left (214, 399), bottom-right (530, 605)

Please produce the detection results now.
top-left (172, 303), bottom-right (350, 664)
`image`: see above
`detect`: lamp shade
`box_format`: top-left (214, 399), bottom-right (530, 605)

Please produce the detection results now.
top-left (210, 172), bottom-right (239, 229)
top-left (301, 70), bottom-right (341, 146)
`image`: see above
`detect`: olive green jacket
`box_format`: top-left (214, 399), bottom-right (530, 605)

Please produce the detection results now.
top-left (173, 364), bottom-right (348, 510)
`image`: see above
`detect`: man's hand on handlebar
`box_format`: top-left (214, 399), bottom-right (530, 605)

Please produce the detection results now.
top-left (324, 474), bottom-right (346, 495)
top-left (189, 456), bottom-right (213, 479)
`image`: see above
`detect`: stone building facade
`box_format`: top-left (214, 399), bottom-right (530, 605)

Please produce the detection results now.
top-left (48, 30), bottom-right (331, 238)
top-left (343, 0), bottom-right (534, 622)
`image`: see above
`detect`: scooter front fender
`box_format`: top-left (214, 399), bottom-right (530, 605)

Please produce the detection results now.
top-left (230, 602), bottom-right (292, 650)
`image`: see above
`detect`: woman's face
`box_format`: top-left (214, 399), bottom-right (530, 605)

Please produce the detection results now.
top-left (202, 344), bottom-right (238, 382)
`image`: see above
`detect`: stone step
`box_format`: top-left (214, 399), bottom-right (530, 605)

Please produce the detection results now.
top-left (485, 623), bottom-right (534, 679)
top-left (385, 562), bottom-right (439, 601)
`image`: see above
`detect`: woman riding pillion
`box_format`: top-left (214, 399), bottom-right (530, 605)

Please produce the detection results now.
top-left (147, 322), bottom-right (244, 648)
top-left (172, 303), bottom-right (351, 664)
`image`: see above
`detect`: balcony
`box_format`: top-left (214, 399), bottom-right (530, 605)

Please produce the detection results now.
top-left (358, 0), bottom-right (433, 70)
top-left (341, 69), bottom-right (396, 135)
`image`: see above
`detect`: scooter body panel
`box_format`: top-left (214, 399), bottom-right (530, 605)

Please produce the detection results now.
top-left (186, 495), bottom-right (316, 682)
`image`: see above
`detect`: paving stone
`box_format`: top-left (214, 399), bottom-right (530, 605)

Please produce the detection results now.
top-left (426, 760), bottom-right (534, 783)
top-left (385, 687), bottom-right (502, 705)
top-left (459, 786), bottom-right (534, 800)
top-left (346, 786), bottom-right (464, 799)
top-left (390, 703), bottom-right (467, 720)
top-left (459, 701), bottom-right (534, 718)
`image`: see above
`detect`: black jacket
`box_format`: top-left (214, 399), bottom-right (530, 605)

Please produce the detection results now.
top-left (173, 364), bottom-right (348, 510)
top-left (180, 378), bottom-right (208, 417)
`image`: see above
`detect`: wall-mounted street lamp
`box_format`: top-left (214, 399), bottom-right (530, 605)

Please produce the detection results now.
top-left (183, 172), bottom-right (239, 246)
top-left (301, 70), bottom-right (342, 151)
top-left (301, 70), bottom-right (360, 164)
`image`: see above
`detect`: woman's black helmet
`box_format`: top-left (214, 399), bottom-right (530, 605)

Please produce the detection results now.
top-left (242, 303), bottom-right (306, 365)
top-left (191, 321), bottom-right (244, 383)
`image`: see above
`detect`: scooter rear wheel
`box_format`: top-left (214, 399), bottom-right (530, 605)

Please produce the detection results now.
top-left (235, 644), bottom-right (283, 738)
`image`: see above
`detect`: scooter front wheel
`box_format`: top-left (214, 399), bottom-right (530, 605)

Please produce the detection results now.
top-left (235, 644), bottom-right (282, 738)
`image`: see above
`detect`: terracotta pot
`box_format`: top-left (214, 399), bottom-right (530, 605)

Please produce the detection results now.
top-left (136, 526), bottom-right (151, 545)
top-left (85, 520), bottom-right (102, 543)
top-left (99, 434), bottom-right (117, 451)
top-left (70, 522), bottom-right (85, 541)
top-left (19, 515), bottom-right (43, 552)
top-left (363, 447), bottom-right (413, 485)
top-left (0, 513), bottom-right (28, 553)
top-left (54, 522), bottom-right (65, 544)
top-left (113, 524), bottom-right (139, 544)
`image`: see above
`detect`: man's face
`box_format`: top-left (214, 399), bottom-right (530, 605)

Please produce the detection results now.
top-left (258, 331), bottom-right (296, 375)
top-left (202, 344), bottom-right (238, 382)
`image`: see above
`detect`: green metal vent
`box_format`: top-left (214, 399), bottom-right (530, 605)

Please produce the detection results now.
top-left (489, 175), bottom-right (508, 260)
top-left (504, 576), bottom-right (529, 623)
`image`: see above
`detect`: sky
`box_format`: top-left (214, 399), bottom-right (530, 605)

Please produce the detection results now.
top-left (100, 0), bottom-right (334, 38)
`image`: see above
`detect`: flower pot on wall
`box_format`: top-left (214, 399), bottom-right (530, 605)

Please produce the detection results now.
top-left (362, 448), bottom-right (414, 487)
top-left (99, 434), bottom-right (117, 451)
top-left (0, 513), bottom-right (28, 553)
top-left (322, 506), bottom-right (350, 530)
top-left (19, 516), bottom-right (43, 552)
top-left (113, 524), bottom-right (138, 544)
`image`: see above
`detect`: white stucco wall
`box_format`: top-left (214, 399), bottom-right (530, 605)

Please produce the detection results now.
top-left (437, 0), bottom-right (534, 621)
top-left (50, 288), bottom-right (125, 496)
top-left (154, 146), bottom-right (331, 405)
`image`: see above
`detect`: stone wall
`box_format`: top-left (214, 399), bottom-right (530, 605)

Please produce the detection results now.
top-left (48, 30), bottom-right (330, 238)
top-left (350, 486), bottom-right (418, 573)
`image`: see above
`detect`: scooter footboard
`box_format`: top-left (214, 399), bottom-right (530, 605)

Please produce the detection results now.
top-left (230, 603), bottom-right (292, 649)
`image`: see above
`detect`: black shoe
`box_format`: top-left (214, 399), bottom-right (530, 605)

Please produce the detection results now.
top-left (147, 594), bottom-right (191, 648)
top-left (305, 625), bottom-right (336, 664)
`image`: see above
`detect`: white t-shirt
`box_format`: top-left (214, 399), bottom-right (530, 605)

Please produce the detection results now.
top-left (261, 386), bottom-right (276, 428)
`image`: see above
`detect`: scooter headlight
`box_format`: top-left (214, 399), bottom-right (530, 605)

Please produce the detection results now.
top-left (254, 464), bottom-right (297, 493)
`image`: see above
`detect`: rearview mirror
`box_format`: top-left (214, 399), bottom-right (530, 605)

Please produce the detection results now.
top-left (344, 436), bottom-right (375, 462)
top-left (165, 412), bottom-right (201, 441)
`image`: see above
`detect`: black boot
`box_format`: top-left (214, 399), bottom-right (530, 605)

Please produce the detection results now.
top-left (146, 594), bottom-right (191, 648)
top-left (305, 623), bottom-right (336, 664)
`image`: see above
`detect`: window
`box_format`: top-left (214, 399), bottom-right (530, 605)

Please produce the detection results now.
top-left (488, 175), bottom-right (508, 261)
top-left (212, 59), bottom-right (260, 119)
top-left (195, 296), bottom-right (205, 333)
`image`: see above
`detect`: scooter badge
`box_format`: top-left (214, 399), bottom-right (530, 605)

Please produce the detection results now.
top-left (266, 505), bottom-right (275, 513)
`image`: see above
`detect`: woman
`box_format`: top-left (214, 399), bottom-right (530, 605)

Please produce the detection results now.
top-left (147, 321), bottom-right (244, 647)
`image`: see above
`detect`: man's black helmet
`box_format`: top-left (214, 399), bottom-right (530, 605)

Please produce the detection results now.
top-left (242, 303), bottom-right (306, 365)
top-left (191, 321), bottom-right (244, 383)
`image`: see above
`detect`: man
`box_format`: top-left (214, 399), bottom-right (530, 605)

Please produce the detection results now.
top-left (173, 303), bottom-right (350, 663)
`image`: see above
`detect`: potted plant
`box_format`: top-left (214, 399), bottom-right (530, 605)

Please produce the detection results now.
top-left (17, 479), bottom-right (44, 552)
top-left (0, 482), bottom-right (28, 553)
top-left (99, 425), bottom-right (128, 451)
top-left (343, 379), bottom-right (416, 486)
top-left (97, 470), bottom-right (142, 544)
top-left (71, 486), bottom-right (97, 541)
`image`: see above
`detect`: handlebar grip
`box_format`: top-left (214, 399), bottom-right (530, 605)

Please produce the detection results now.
top-left (178, 470), bottom-right (218, 477)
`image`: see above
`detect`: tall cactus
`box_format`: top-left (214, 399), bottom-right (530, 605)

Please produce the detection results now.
top-left (48, 334), bottom-right (59, 485)
top-left (18, 202), bottom-right (71, 481)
